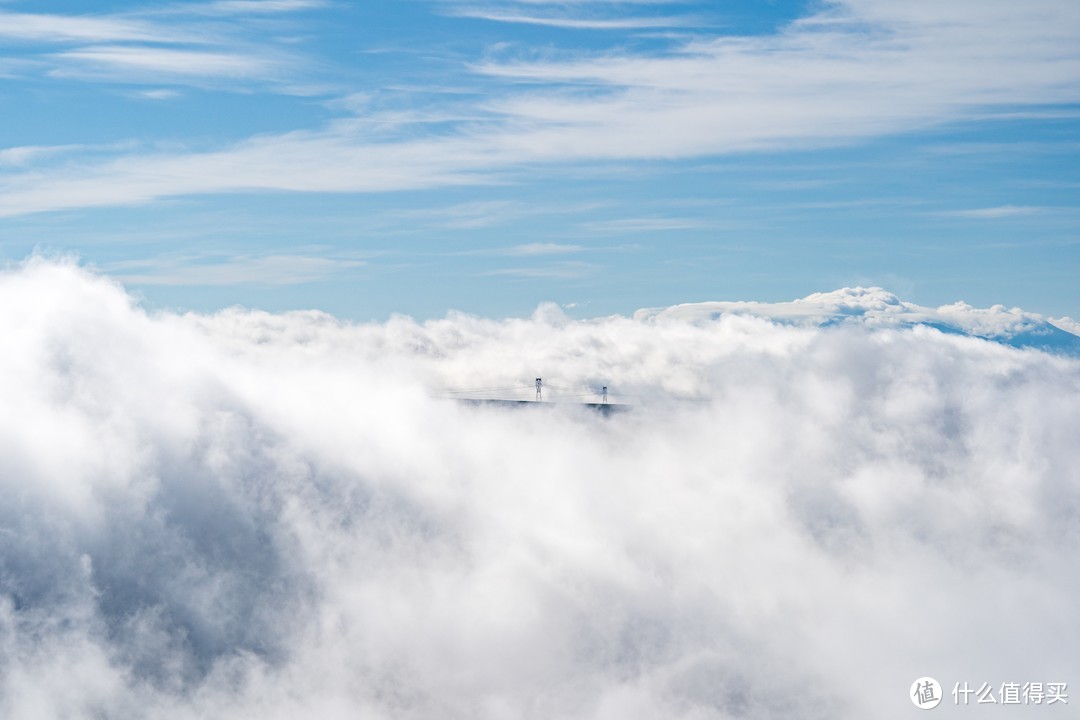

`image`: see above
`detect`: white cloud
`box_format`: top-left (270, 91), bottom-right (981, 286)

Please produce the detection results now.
top-left (53, 45), bottom-right (280, 80)
top-left (1050, 316), bottom-right (1080, 335)
top-left (1, 259), bottom-right (1079, 718)
top-left (472, 1), bottom-right (1080, 160)
top-left (387, 200), bottom-right (529, 230)
top-left (479, 0), bottom-right (685, 5)
top-left (0, 4), bottom-right (314, 91)
top-left (0, 144), bottom-right (80, 167)
top-left (504, 242), bottom-right (585, 256)
top-left (0, 129), bottom-right (504, 217)
top-left (446, 8), bottom-right (692, 30)
top-left (581, 216), bottom-right (705, 233)
top-left (104, 252), bottom-right (367, 286)
top-left (482, 259), bottom-right (599, 278)
top-left (0, 11), bottom-right (178, 43)
top-left (940, 204), bottom-right (1045, 219)
top-left (135, 88), bottom-right (183, 100)
top-left (194, 0), bottom-right (329, 15)
top-left (453, 240), bottom-right (591, 257)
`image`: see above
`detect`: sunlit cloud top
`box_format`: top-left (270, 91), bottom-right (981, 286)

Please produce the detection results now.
top-left (1, 259), bottom-right (1079, 718)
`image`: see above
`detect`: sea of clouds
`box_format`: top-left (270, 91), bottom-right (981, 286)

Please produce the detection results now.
top-left (1, 259), bottom-right (1078, 719)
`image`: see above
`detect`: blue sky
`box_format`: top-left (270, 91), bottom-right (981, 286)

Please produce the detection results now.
top-left (1, 0), bottom-right (1078, 320)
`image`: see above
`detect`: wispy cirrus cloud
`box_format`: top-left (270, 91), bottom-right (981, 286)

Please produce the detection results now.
top-left (386, 200), bottom-right (530, 230)
top-left (105, 251), bottom-right (366, 286)
top-left (941, 205), bottom-right (1046, 219)
top-left (0, 3), bottom-right (316, 89)
top-left (0, 10), bottom-right (178, 43)
top-left (1, 0), bottom-right (1079, 217)
top-left (0, 144), bottom-right (83, 167)
top-left (482, 260), bottom-right (599, 278)
top-left (447, 8), bottom-right (692, 30)
top-left (384, 200), bottom-right (610, 232)
top-left (456, 241), bottom-right (623, 260)
top-left (503, 242), bottom-right (586, 256)
top-left (133, 88), bottom-right (183, 100)
top-left (580, 217), bottom-right (706, 234)
top-left (441, 0), bottom-right (697, 30)
top-left (181, 0), bottom-right (329, 15)
top-left (53, 45), bottom-right (284, 81)
top-left (456, 242), bottom-right (589, 257)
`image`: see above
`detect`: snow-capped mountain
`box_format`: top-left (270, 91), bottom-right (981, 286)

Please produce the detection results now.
top-left (635, 287), bottom-right (1080, 355)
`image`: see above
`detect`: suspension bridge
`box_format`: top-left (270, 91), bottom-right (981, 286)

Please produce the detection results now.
top-left (435, 378), bottom-right (629, 414)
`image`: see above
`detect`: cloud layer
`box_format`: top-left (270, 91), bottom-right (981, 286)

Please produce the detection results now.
top-left (1, 260), bottom-right (1079, 718)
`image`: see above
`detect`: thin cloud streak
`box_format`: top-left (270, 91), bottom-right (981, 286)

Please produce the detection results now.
top-left (504, 242), bottom-right (586, 256)
top-left (0, 4), bottom-right (316, 90)
top-left (447, 9), bottom-right (693, 30)
top-left (0, 11), bottom-right (180, 43)
top-left (54, 46), bottom-right (279, 79)
top-left (189, 0), bottom-right (329, 15)
top-left (0, 144), bottom-right (84, 167)
top-left (580, 217), bottom-right (706, 233)
top-left (941, 205), bottom-right (1046, 219)
top-left (105, 253), bottom-right (367, 286)
top-left (482, 260), bottom-right (598, 278)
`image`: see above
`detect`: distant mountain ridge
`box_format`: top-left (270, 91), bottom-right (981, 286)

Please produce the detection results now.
top-left (635, 287), bottom-right (1080, 356)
